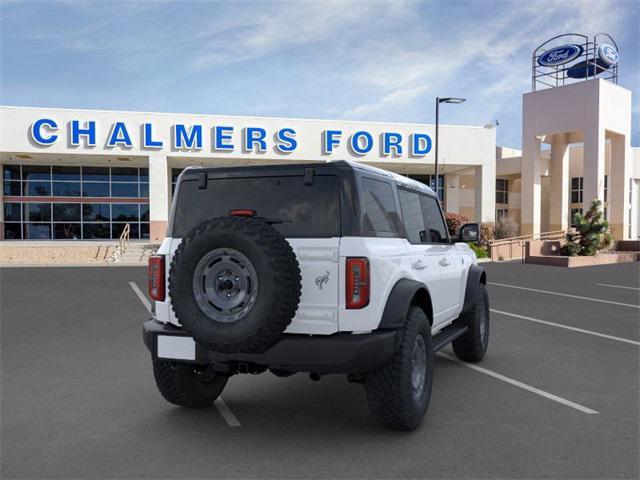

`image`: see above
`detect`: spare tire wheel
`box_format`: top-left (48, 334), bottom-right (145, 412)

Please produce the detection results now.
top-left (169, 216), bottom-right (302, 353)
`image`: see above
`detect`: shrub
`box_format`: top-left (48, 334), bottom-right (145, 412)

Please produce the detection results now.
top-left (479, 222), bottom-right (495, 247)
top-left (560, 199), bottom-right (613, 256)
top-left (494, 216), bottom-right (519, 239)
top-left (467, 242), bottom-right (488, 258)
top-left (444, 212), bottom-right (469, 237)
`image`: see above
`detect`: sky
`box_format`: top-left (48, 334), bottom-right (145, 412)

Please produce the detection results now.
top-left (1, 0), bottom-right (638, 148)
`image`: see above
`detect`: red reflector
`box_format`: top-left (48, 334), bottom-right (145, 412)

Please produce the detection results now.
top-left (346, 257), bottom-right (370, 309)
top-left (229, 209), bottom-right (257, 217)
top-left (148, 255), bottom-right (165, 302)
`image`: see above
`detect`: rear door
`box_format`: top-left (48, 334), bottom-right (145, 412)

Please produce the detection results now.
top-left (285, 237), bottom-right (340, 335)
top-left (397, 188), bottom-right (445, 324)
top-left (419, 195), bottom-right (463, 323)
top-left (169, 172), bottom-right (342, 334)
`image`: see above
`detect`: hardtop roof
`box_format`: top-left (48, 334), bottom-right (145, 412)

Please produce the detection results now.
top-left (179, 160), bottom-right (436, 196)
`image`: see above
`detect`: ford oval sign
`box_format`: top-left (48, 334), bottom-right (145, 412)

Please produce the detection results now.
top-left (538, 44), bottom-right (583, 67)
top-left (598, 43), bottom-right (618, 66)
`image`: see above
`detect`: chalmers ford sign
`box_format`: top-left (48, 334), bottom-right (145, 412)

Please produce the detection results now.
top-left (29, 118), bottom-right (434, 157)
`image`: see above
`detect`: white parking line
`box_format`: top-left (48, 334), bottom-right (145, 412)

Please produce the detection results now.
top-left (215, 398), bottom-right (242, 427)
top-left (128, 281), bottom-right (241, 427)
top-left (129, 281), bottom-right (151, 312)
top-left (596, 283), bottom-right (640, 291)
top-left (437, 352), bottom-right (599, 415)
top-left (489, 282), bottom-right (640, 309)
top-left (491, 309), bottom-right (640, 346)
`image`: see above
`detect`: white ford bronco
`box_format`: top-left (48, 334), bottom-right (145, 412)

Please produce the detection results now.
top-left (143, 160), bottom-right (489, 430)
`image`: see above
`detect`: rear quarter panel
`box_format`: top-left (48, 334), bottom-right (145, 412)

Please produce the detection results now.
top-left (338, 237), bottom-right (413, 332)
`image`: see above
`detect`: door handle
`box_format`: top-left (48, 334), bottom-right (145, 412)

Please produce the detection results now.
top-left (412, 260), bottom-right (427, 270)
top-left (439, 257), bottom-right (450, 267)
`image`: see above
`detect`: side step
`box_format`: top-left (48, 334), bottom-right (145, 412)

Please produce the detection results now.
top-left (432, 323), bottom-right (468, 352)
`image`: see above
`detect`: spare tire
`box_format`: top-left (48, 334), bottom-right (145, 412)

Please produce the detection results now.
top-left (169, 217), bottom-right (301, 353)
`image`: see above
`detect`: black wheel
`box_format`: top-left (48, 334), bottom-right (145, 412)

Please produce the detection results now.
top-left (153, 360), bottom-right (228, 408)
top-left (452, 283), bottom-right (490, 362)
top-left (169, 217), bottom-right (301, 353)
top-left (364, 306), bottom-right (433, 431)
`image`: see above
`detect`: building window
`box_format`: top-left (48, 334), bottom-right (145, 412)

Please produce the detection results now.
top-left (603, 175), bottom-right (608, 203)
top-left (571, 177), bottom-right (583, 203)
top-left (171, 168), bottom-right (185, 195)
top-left (496, 208), bottom-right (509, 220)
top-left (2, 164), bottom-right (150, 240)
top-left (407, 174), bottom-right (445, 203)
top-left (570, 208), bottom-right (583, 228)
top-left (496, 179), bottom-right (508, 204)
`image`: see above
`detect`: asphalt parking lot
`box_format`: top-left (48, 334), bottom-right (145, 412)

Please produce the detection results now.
top-left (1, 261), bottom-right (639, 479)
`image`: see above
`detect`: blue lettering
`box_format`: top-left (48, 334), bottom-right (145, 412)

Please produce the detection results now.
top-left (350, 131), bottom-right (373, 155)
top-left (244, 127), bottom-right (267, 152)
top-left (174, 124), bottom-right (202, 150)
top-left (275, 128), bottom-right (297, 153)
top-left (30, 118), bottom-right (58, 145)
top-left (107, 122), bottom-right (132, 148)
top-left (214, 126), bottom-right (234, 151)
top-left (383, 132), bottom-right (403, 156)
top-left (143, 123), bottom-right (163, 148)
top-left (71, 120), bottom-right (96, 147)
top-left (323, 130), bottom-right (342, 154)
top-left (411, 133), bottom-right (432, 156)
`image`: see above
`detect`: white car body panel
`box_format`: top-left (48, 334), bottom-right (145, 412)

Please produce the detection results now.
top-left (154, 235), bottom-right (477, 335)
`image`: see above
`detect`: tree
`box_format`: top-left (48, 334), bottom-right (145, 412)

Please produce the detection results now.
top-left (444, 212), bottom-right (469, 237)
top-left (560, 199), bottom-right (613, 256)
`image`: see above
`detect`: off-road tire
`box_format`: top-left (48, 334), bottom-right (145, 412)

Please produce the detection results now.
top-left (364, 306), bottom-right (433, 430)
top-left (169, 217), bottom-right (301, 353)
top-left (452, 283), bottom-right (490, 362)
top-left (153, 360), bottom-right (228, 408)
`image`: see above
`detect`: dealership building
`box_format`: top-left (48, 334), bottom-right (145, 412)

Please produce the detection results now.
top-left (0, 34), bottom-right (638, 244)
top-left (0, 107), bottom-right (498, 242)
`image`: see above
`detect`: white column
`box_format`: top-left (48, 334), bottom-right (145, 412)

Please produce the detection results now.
top-left (609, 134), bottom-right (630, 240)
top-left (445, 173), bottom-right (459, 214)
top-left (521, 135), bottom-right (543, 236)
top-left (582, 126), bottom-right (605, 210)
top-left (549, 134), bottom-right (570, 232)
top-left (148, 153), bottom-right (170, 242)
top-left (474, 163), bottom-right (495, 223)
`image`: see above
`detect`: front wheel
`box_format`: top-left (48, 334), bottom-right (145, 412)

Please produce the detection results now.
top-left (364, 306), bottom-right (433, 430)
top-left (152, 360), bottom-right (228, 408)
top-left (452, 283), bottom-right (490, 362)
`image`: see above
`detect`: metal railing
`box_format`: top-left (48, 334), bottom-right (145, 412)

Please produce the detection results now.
top-left (489, 229), bottom-right (572, 262)
top-left (106, 223), bottom-right (131, 263)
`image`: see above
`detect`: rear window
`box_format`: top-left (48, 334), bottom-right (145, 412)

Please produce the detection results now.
top-left (172, 175), bottom-right (341, 238)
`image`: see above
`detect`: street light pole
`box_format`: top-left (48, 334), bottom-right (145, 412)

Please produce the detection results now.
top-left (435, 97), bottom-right (440, 201)
top-left (434, 96), bottom-right (466, 205)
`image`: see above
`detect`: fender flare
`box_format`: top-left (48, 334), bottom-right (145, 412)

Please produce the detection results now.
top-left (378, 278), bottom-right (433, 330)
top-left (461, 264), bottom-right (487, 315)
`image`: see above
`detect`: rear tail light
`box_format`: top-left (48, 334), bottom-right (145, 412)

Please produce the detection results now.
top-left (346, 257), bottom-right (370, 309)
top-left (148, 255), bottom-right (165, 302)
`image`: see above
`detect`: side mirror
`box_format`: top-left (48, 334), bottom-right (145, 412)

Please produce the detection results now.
top-left (457, 223), bottom-right (480, 243)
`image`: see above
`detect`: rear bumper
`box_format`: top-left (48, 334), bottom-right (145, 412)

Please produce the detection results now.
top-left (143, 319), bottom-right (397, 374)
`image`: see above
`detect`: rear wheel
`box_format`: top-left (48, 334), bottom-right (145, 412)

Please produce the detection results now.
top-left (364, 306), bottom-right (433, 430)
top-left (153, 360), bottom-right (228, 408)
